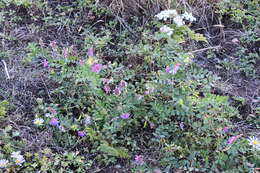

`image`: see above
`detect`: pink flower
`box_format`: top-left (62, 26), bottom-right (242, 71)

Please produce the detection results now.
top-left (113, 87), bottom-right (122, 95)
top-left (88, 48), bottom-right (94, 57)
top-left (165, 63), bottom-right (181, 74)
top-left (48, 107), bottom-right (57, 115)
top-left (104, 84), bottom-right (111, 94)
top-left (134, 155), bottom-right (145, 165)
top-left (79, 59), bottom-right (84, 66)
top-left (63, 47), bottom-right (69, 58)
top-left (49, 41), bottom-right (57, 50)
top-left (165, 66), bottom-right (171, 73)
top-left (102, 78), bottom-right (112, 84)
top-left (119, 80), bottom-right (127, 89)
top-left (223, 127), bottom-right (229, 133)
top-left (58, 125), bottom-right (65, 132)
top-left (228, 134), bottom-right (242, 145)
top-left (49, 118), bottom-right (59, 126)
top-left (43, 59), bottom-right (48, 68)
top-left (154, 169), bottom-right (162, 173)
top-left (77, 131), bottom-right (86, 137)
top-left (91, 63), bottom-right (103, 73)
top-left (120, 113), bottom-right (130, 119)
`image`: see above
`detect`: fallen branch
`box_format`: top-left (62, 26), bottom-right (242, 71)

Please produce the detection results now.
top-left (1, 60), bottom-right (10, 79)
top-left (190, 45), bottom-right (221, 54)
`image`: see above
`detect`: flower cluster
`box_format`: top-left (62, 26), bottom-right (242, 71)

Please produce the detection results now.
top-left (155, 9), bottom-right (196, 27)
top-left (155, 9), bottom-right (178, 21)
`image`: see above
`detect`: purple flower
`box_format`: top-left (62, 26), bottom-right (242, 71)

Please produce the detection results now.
top-left (91, 63), bottom-right (103, 73)
top-left (165, 63), bottom-right (181, 74)
top-left (79, 59), bottom-right (84, 66)
top-left (113, 87), bottom-right (122, 95)
top-left (165, 66), bottom-right (171, 73)
top-left (223, 127), bottom-right (229, 133)
top-left (77, 131), bottom-right (86, 137)
top-left (119, 80), bottom-right (127, 89)
top-left (134, 155), bottom-right (145, 165)
top-left (104, 84), bottom-right (111, 94)
top-left (87, 48), bottom-right (94, 57)
top-left (120, 113), bottom-right (130, 119)
top-left (49, 118), bottom-right (59, 126)
top-left (150, 122), bottom-right (155, 129)
top-left (43, 59), bottom-right (48, 68)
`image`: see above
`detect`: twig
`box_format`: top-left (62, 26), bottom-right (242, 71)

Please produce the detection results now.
top-left (1, 60), bottom-right (10, 79)
top-left (190, 45), bottom-right (221, 54)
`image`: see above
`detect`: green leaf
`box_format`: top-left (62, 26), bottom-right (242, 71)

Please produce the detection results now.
top-left (98, 143), bottom-right (129, 158)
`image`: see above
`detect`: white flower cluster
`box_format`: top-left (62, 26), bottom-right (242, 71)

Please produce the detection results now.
top-left (160, 25), bottom-right (173, 36)
top-left (155, 9), bottom-right (196, 27)
top-left (155, 9), bottom-right (178, 21)
top-left (182, 12), bottom-right (196, 23)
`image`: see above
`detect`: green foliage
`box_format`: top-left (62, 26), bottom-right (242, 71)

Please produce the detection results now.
top-left (0, 100), bottom-right (9, 117)
top-left (0, 0), bottom-right (259, 172)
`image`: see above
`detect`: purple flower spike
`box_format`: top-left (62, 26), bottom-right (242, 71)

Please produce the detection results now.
top-left (120, 113), bottom-right (130, 119)
top-left (43, 59), bottom-right (48, 68)
top-left (91, 63), bottom-right (103, 73)
top-left (49, 118), bottom-right (59, 126)
top-left (77, 131), bottom-right (86, 137)
top-left (87, 48), bottom-right (94, 57)
top-left (223, 127), bottom-right (229, 133)
top-left (104, 84), bottom-right (111, 94)
top-left (134, 155), bottom-right (145, 165)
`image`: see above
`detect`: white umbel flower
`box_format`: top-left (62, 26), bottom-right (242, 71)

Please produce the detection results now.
top-left (248, 136), bottom-right (260, 150)
top-left (182, 12), bottom-right (196, 22)
top-left (0, 159), bottom-right (9, 168)
top-left (155, 9), bottom-right (178, 21)
top-left (33, 118), bottom-right (44, 126)
top-left (173, 15), bottom-right (184, 27)
top-left (160, 25), bottom-right (174, 36)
